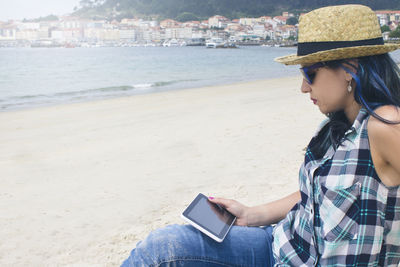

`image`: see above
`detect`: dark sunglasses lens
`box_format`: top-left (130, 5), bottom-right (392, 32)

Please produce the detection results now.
top-left (300, 68), bottom-right (313, 84)
top-left (307, 71), bottom-right (316, 84)
top-left (300, 62), bottom-right (324, 84)
top-left (300, 69), bottom-right (309, 83)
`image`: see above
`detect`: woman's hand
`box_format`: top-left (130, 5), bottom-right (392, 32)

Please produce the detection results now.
top-left (208, 197), bottom-right (251, 226)
top-left (208, 192), bottom-right (301, 227)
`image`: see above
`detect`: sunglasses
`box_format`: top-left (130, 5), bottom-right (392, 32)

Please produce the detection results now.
top-left (300, 62), bottom-right (326, 84)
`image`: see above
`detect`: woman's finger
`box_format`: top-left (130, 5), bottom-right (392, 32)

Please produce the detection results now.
top-left (208, 197), bottom-right (233, 209)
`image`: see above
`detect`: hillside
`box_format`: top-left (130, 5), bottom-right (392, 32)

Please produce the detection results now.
top-left (73, 0), bottom-right (400, 21)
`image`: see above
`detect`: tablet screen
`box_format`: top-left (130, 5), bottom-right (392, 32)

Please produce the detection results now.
top-left (183, 194), bottom-right (236, 238)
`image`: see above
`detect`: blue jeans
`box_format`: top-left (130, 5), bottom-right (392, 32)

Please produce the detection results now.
top-left (121, 224), bottom-right (275, 267)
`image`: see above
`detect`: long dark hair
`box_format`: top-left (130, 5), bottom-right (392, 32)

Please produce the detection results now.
top-left (309, 53), bottom-right (400, 159)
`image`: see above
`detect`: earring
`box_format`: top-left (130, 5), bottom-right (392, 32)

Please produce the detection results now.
top-left (347, 81), bottom-right (352, 93)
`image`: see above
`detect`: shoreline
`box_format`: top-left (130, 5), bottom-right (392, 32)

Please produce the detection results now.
top-left (0, 46), bottom-right (301, 113)
top-left (1, 76), bottom-right (325, 266)
top-left (1, 74), bottom-right (301, 113)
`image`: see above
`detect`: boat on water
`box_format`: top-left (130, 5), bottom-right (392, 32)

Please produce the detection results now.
top-left (162, 39), bottom-right (186, 47)
top-left (222, 42), bottom-right (238, 48)
top-left (206, 38), bottom-right (237, 48)
top-left (205, 37), bottom-right (225, 48)
top-left (162, 39), bottom-right (178, 47)
top-left (30, 40), bottom-right (62, 48)
top-left (186, 38), bottom-right (206, 46)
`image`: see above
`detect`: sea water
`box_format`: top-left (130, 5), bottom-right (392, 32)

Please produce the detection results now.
top-left (0, 46), bottom-right (399, 111)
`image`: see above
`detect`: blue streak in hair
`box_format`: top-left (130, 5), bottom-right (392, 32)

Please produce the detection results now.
top-left (340, 64), bottom-right (378, 115)
top-left (369, 66), bottom-right (393, 99)
top-left (340, 61), bottom-right (398, 124)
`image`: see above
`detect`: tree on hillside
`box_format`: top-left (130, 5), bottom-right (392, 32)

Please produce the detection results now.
top-left (381, 25), bottom-right (390, 33)
top-left (175, 12), bottom-right (200, 22)
top-left (73, 0), bottom-right (400, 20)
top-left (287, 17), bottom-right (298, 25)
top-left (389, 25), bottom-right (400, 38)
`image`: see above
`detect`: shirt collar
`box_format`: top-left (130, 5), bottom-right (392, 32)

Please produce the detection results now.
top-left (344, 108), bottom-right (368, 137)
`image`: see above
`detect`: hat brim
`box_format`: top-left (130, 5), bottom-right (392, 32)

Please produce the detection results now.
top-left (274, 43), bottom-right (400, 65)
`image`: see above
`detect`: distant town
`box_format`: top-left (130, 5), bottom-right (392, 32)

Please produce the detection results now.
top-left (0, 10), bottom-right (399, 48)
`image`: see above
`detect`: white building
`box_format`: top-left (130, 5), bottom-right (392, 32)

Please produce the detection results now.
top-left (100, 29), bottom-right (120, 40)
top-left (165, 27), bottom-right (192, 39)
top-left (273, 16), bottom-right (288, 25)
top-left (239, 18), bottom-right (257, 26)
top-left (383, 31), bottom-right (390, 40)
top-left (59, 18), bottom-right (82, 29)
top-left (165, 28), bottom-right (178, 39)
top-left (152, 29), bottom-right (163, 41)
top-left (253, 24), bottom-right (267, 38)
top-left (18, 22), bottom-right (40, 30)
top-left (376, 11), bottom-right (400, 26)
top-left (0, 25), bottom-right (16, 40)
top-left (191, 30), bottom-right (205, 39)
top-left (84, 27), bottom-right (103, 40)
top-left (208, 15), bottom-right (229, 28)
top-left (148, 21), bottom-right (159, 27)
top-left (38, 27), bottom-right (49, 39)
top-left (376, 13), bottom-right (389, 26)
top-left (50, 29), bottom-right (64, 41)
top-left (265, 29), bottom-right (276, 40)
top-left (86, 20), bottom-right (106, 29)
top-left (16, 29), bottom-right (39, 40)
top-left (265, 19), bottom-right (278, 29)
top-left (160, 19), bottom-right (180, 28)
top-left (121, 18), bottom-right (143, 27)
top-left (256, 16), bottom-right (272, 24)
top-left (120, 29), bottom-right (136, 40)
top-left (178, 27), bottom-right (193, 39)
top-left (142, 30), bottom-right (151, 42)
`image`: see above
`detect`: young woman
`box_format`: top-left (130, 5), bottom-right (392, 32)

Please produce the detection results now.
top-left (122, 5), bottom-right (400, 266)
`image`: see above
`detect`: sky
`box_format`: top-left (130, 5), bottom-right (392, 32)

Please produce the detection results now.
top-left (0, 0), bottom-right (81, 21)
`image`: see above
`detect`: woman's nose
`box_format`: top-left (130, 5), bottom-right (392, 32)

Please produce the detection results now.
top-left (300, 79), bottom-right (312, 93)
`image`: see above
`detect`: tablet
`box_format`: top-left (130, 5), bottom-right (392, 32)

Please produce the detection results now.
top-left (181, 193), bottom-right (236, 242)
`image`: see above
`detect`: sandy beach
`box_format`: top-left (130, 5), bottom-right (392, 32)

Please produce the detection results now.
top-left (0, 75), bottom-right (325, 266)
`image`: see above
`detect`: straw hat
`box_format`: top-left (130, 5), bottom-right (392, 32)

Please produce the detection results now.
top-left (274, 4), bottom-right (400, 65)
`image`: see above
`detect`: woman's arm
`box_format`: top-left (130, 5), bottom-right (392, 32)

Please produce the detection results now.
top-left (246, 191), bottom-right (301, 226)
top-left (209, 191), bottom-right (301, 227)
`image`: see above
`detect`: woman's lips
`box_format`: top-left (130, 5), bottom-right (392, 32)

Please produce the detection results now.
top-left (311, 98), bottom-right (317, 104)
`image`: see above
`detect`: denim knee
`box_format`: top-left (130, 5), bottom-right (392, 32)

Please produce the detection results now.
top-left (122, 224), bottom-right (196, 267)
top-left (122, 224), bottom-right (276, 267)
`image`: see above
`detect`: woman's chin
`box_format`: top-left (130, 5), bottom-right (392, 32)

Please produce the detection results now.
top-left (317, 106), bottom-right (328, 114)
top-left (319, 106), bottom-right (342, 116)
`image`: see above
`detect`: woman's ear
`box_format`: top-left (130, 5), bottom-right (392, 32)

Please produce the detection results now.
top-left (344, 71), bottom-right (353, 82)
top-left (342, 59), bottom-right (358, 81)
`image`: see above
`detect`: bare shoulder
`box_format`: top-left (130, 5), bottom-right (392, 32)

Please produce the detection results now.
top-left (368, 106), bottom-right (400, 132)
top-left (371, 105), bottom-right (400, 122)
top-left (368, 104), bottom-right (400, 141)
top-left (367, 105), bottom-right (400, 186)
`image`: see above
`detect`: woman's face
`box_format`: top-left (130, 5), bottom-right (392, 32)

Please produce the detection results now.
top-left (300, 64), bottom-right (354, 115)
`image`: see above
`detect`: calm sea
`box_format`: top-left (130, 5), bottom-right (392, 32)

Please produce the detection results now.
top-left (1, 46), bottom-right (399, 111)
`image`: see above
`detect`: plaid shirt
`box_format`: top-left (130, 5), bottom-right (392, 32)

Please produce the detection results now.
top-left (273, 108), bottom-right (400, 266)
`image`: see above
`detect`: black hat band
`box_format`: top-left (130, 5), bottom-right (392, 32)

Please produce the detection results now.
top-left (297, 37), bottom-right (384, 56)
